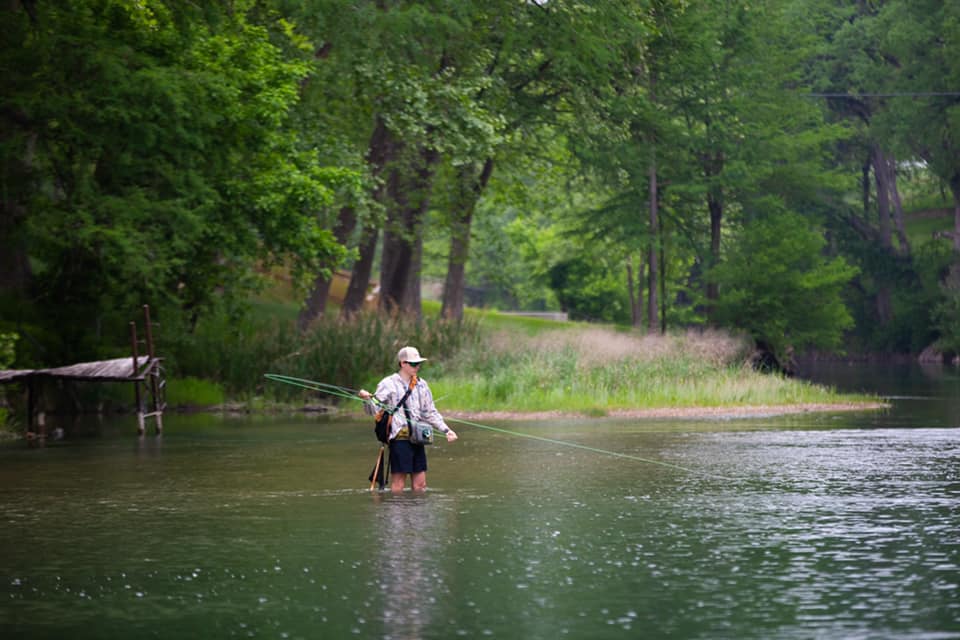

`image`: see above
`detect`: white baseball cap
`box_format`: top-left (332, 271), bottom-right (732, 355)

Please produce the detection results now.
top-left (397, 346), bottom-right (427, 364)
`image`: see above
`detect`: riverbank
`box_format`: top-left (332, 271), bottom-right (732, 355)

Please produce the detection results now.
top-left (207, 327), bottom-right (882, 418)
top-left (0, 318), bottom-right (884, 434)
top-left (428, 327), bottom-right (881, 415)
top-left (447, 401), bottom-right (889, 422)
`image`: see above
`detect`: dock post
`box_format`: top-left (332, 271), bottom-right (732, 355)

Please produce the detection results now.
top-left (130, 321), bottom-right (144, 435)
top-left (143, 305), bottom-right (162, 435)
top-left (26, 378), bottom-right (34, 436)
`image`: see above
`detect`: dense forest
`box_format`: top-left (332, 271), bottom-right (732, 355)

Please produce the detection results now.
top-left (2, 0), bottom-right (959, 378)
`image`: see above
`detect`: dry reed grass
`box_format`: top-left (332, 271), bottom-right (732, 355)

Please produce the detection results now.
top-left (487, 326), bottom-right (750, 369)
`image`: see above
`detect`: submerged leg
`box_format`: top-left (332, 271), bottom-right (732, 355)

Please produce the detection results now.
top-left (411, 471), bottom-right (427, 492)
top-left (390, 472), bottom-right (407, 493)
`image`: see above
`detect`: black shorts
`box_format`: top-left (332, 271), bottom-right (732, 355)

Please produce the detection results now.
top-left (389, 439), bottom-right (427, 474)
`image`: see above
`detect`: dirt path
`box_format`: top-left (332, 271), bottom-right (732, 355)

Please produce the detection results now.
top-left (447, 402), bottom-right (888, 421)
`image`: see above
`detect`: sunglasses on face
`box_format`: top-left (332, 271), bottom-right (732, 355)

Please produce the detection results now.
top-left (405, 361), bottom-right (423, 368)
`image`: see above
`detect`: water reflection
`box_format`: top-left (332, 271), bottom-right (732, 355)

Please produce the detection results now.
top-left (135, 433), bottom-right (162, 458)
top-left (372, 491), bottom-right (457, 640)
top-left (797, 359), bottom-right (960, 428)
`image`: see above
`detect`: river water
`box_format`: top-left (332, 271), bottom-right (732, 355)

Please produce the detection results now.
top-left (1, 362), bottom-right (958, 639)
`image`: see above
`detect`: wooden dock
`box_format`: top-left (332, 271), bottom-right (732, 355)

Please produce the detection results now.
top-left (0, 356), bottom-right (153, 383)
top-left (0, 306), bottom-right (166, 437)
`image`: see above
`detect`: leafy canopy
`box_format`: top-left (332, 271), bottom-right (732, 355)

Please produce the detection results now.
top-left (710, 211), bottom-right (858, 361)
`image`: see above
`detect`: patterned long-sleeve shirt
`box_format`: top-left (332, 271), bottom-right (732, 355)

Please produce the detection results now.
top-left (364, 373), bottom-right (450, 441)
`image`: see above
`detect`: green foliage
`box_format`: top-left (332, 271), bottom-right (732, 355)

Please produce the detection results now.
top-left (1, 0), bottom-right (350, 361)
top-left (794, 0), bottom-right (960, 355)
top-left (165, 377), bottom-right (225, 409)
top-left (905, 211), bottom-right (955, 248)
top-left (163, 308), bottom-right (482, 400)
top-left (0, 332), bottom-right (16, 430)
top-left (465, 308), bottom-right (578, 335)
top-left (549, 253), bottom-right (631, 324)
top-left (710, 211), bottom-right (858, 362)
top-left (1, 0), bottom-right (958, 374)
top-left (0, 333), bottom-right (17, 369)
top-left (933, 265), bottom-right (960, 355)
top-left (49, 296), bottom-right (867, 414)
top-left (869, 1), bottom-right (960, 188)
top-left (460, 147), bottom-right (576, 311)
top-left (430, 325), bottom-right (866, 413)
top-left (833, 197), bottom-right (955, 353)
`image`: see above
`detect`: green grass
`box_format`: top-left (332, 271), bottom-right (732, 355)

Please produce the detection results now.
top-left (464, 306), bottom-right (582, 335)
top-left (164, 288), bottom-right (874, 415)
top-left (0, 408), bottom-right (17, 438)
top-left (904, 197), bottom-right (953, 246)
top-left (166, 377), bottom-right (225, 408)
top-left (907, 219), bottom-right (953, 247)
top-left (429, 325), bottom-right (874, 413)
top-left (0, 295), bottom-right (873, 423)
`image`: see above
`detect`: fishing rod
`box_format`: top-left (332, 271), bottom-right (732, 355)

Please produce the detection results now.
top-left (264, 374), bottom-right (360, 400)
top-left (264, 373), bottom-right (735, 480)
top-left (264, 373), bottom-right (396, 413)
top-left (266, 374), bottom-right (452, 423)
top-left (443, 416), bottom-right (735, 480)
top-left (265, 374), bottom-right (397, 490)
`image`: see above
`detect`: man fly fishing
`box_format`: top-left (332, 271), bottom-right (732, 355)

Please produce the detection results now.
top-left (358, 346), bottom-right (458, 493)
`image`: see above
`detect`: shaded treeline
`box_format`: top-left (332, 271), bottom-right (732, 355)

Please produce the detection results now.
top-left (1, 0), bottom-right (959, 385)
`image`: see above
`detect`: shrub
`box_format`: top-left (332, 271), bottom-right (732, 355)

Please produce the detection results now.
top-left (164, 309), bottom-right (482, 401)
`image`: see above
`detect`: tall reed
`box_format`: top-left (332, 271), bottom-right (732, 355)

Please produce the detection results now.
top-left (164, 307), bottom-right (862, 412)
top-left (431, 326), bottom-right (854, 412)
top-left (165, 309), bottom-right (482, 404)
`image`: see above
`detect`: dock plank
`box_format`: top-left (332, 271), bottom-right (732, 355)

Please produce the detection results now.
top-left (0, 356), bottom-right (154, 383)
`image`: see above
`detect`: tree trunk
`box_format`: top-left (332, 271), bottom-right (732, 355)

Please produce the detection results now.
top-left (441, 213), bottom-right (470, 322)
top-left (871, 146), bottom-right (894, 325)
top-left (441, 158), bottom-right (494, 321)
top-left (862, 161), bottom-right (871, 217)
top-left (340, 115), bottom-right (399, 318)
top-left (659, 221), bottom-right (667, 334)
top-left (340, 227), bottom-right (378, 318)
top-left (626, 255), bottom-right (640, 327)
top-left (884, 154), bottom-right (910, 255)
top-left (955, 195), bottom-right (960, 253)
top-left (872, 145), bottom-right (893, 250)
top-left (647, 155), bottom-right (659, 334)
top-left (378, 196), bottom-right (414, 314)
top-left (403, 229), bottom-right (423, 314)
top-left (0, 121), bottom-right (35, 294)
top-left (0, 205), bottom-right (31, 293)
top-left (876, 286), bottom-right (893, 325)
top-left (298, 273), bottom-right (333, 331)
top-left (378, 145), bottom-right (439, 317)
top-left (950, 179), bottom-right (960, 253)
top-left (706, 190), bottom-right (722, 318)
top-left (297, 206), bottom-right (356, 331)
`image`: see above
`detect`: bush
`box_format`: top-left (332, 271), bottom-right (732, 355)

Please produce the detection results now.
top-left (0, 332), bottom-right (16, 369)
top-left (163, 309), bottom-right (482, 402)
top-left (166, 377), bottom-right (225, 408)
top-left (0, 332), bottom-right (18, 432)
top-left (429, 325), bottom-right (851, 412)
top-left (710, 211), bottom-right (858, 363)
top-left (933, 264), bottom-right (960, 356)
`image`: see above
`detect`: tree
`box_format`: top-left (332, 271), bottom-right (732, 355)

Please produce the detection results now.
top-left (868, 0), bottom-right (960, 353)
top-left (434, 0), bottom-right (654, 322)
top-left (796, 0), bottom-right (958, 351)
top-left (0, 1), bottom-right (344, 360)
top-left (869, 0), bottom-right (960, 253)
top-left (287, 0), bottom-right (506, 321)
top-left (710, 210), bottom-right (858, 367)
